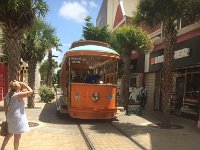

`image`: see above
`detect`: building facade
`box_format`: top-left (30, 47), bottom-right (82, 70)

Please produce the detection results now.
top-left (96, 0), bottom-right (119, 30)
top-left (0, 29), bottom-right (9, 101)
top-left (97, 0), bottom-right (200, 121)
top-left (0, 59), bottom-right (9, 101)
top-left (146, 21), bottom-right (200, 119)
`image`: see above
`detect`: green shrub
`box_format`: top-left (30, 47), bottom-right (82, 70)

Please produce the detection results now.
top-left (38, 86), bottom-right (55, 103)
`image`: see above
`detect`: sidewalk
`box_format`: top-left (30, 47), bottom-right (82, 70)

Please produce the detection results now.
top-left (114, 110), bottom-right (200, 150)
top-left (0, 99), bottom-right (200, 150)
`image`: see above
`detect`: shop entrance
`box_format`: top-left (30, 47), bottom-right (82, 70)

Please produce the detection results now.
top-left (172, 67), bottom-right (200, 120)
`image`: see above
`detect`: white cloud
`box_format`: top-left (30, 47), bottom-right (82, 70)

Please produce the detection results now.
top-left (81, 0), bottom-right (98, 8)
top-left (58, 1), bottom-right (89, 23)
top-left (89, 1), bottom-right (98, 8)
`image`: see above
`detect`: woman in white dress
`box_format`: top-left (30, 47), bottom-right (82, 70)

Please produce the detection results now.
top-left (1, 80), bottom-right (33, 150)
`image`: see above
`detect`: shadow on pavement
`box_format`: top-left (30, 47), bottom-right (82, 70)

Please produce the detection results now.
top-left (141, 110), bottom-right (198, 129)
top-left (38, 102), bottom-right (74, 125)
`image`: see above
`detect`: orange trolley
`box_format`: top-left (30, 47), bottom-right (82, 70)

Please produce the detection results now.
top-left (57, 40), bottom-right (120, 119)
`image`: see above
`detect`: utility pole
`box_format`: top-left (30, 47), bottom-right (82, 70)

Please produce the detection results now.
top-left (46, 49), bottom-right (58, 87)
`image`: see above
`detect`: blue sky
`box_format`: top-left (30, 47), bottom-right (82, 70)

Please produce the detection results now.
top-left (44, 0), bottom-right (103, 64)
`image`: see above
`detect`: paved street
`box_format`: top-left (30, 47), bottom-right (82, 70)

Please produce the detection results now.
top-left (0, 98), bottom-right (200, 150)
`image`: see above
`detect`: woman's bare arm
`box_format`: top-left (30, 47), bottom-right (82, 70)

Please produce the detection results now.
top-left (18, 82), bottom-right (33, 100)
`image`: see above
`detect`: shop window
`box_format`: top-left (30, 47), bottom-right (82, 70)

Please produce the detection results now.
top-left (130, 60), bottom-right (137, 73)
top-left (186, 73), bottom-right (200, 98)
top-left (181, 72), bottom-right (200, 118)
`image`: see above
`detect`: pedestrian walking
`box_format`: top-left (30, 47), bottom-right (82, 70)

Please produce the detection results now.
top-left (1, 80), bottom-right (33, 150)
top-left (140, 84), bottom-right (148, 108)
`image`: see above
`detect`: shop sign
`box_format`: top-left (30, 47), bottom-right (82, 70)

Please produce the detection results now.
top-left (151, 48), bottom-right (190, 65)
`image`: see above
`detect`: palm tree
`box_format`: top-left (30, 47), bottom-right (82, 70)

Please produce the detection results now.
top-left (111, 25), bottom-right (152, 113)
top-left (0, 0), bottom-right (48, 82)
top-left (21, 19), bottom-right (57, 108)
top-left (133, 0), bottom-right (200, 127)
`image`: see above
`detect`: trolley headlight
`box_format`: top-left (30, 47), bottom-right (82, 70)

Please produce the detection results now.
top-left (92, 92), bottom-right (100, 101)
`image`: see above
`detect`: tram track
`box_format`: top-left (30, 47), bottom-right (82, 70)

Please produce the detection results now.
top-left (74, 119), bottom-right (147, 150)
top-left (110, 122), bottom-right (147, 150)
top-left (76, 121), bottom-right (95, 150)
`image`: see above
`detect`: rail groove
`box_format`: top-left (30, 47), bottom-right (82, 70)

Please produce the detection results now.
top-left (77, 122), bottom-right (95, 150)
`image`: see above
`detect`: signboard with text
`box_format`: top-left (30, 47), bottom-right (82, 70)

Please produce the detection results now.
top-left (151, 48), bottom-right (190, 65)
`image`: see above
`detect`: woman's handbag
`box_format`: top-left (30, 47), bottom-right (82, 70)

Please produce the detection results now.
top-left (0, 94), bottom-right (11, 137)
top-left (0, 121), bottom-right (8, 136)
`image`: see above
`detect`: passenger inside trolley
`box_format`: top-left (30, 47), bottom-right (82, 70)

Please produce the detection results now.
top-left (85, 70), bottom-right (97, 84)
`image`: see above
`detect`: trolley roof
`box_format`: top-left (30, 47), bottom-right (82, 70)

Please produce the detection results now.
top-left (65, 45), bottom-right (120, 59)
top-left (61, 41), bottom-right (120, 71)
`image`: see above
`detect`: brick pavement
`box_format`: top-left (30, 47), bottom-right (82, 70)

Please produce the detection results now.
top-left (0, 99), bottom-right (200, 150)
top-left (114, 109), bottom-right (200, 150)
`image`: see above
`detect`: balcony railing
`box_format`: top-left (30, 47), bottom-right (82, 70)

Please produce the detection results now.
top-left (148, 19), bottom-right (200, 43)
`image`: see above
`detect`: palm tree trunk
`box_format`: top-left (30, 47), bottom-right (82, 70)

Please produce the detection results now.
top-left (161, 22), bottom-right (177, 126)
top-left (3, 26), bottom-right (23, 82)
top-left (123, 52), bottom-right (131, 113)
top-left (46, 49), bottom-right (53, 87)
top-left (27, 59), bottom-right (37, 108)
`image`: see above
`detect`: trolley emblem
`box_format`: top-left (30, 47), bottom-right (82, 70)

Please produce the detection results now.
top-left (92, 92), bottom-right (100, 102)
top-left (75, 92), bottom-right (80, 100)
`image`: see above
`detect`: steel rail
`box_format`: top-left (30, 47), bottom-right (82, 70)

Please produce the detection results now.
top-left (110, 123), bottom-right (148, 150)
top-left (76, 122), bottom-right (95, 150)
